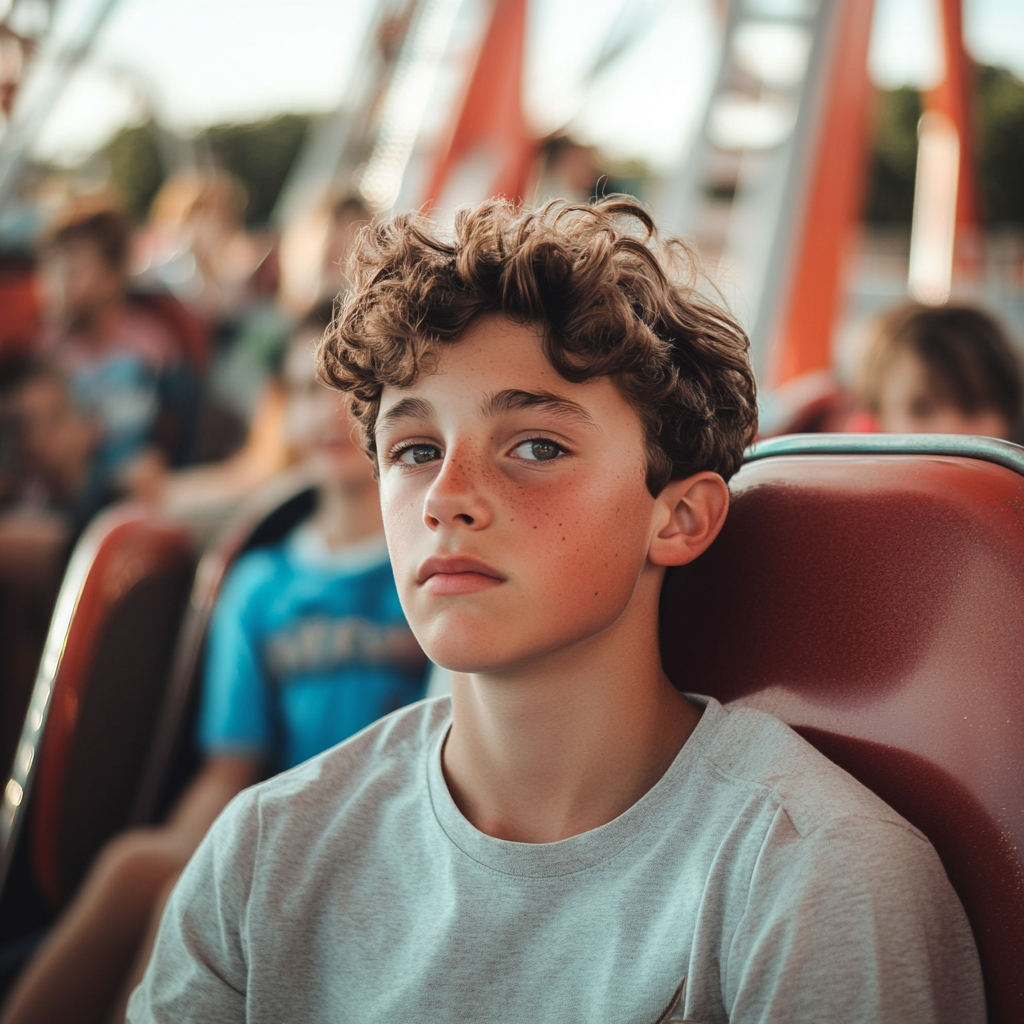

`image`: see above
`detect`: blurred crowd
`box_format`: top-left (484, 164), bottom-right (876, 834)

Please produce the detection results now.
top-left (0, 174), bottom-right (372, 771)
top-left (0, 175), bottom-right (435, 1024)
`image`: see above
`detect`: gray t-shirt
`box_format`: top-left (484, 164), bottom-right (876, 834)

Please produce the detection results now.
top-left (128, 695), bottom-right (985, 1023)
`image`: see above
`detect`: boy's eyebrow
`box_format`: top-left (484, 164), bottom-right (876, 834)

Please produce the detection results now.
top-left (377, 396), bottom-right (435, 431)
top-left (483, 389), bottom-right (596, 426)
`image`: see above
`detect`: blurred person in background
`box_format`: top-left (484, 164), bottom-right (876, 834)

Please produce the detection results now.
top-left (318, 193), bottom-right (370, 306)
top-left (0, 353), bottom-right (120, 784)
top-left (277, 191), bottom-right (370, 316)
top-left (135, 170), bottom-right (278, 478)
top-left (858, 302), bottom-right (1023, 440)
top-left (39, 197), bottom-right (195, 498)
top-left (0, 301), bottom-right (427, 1024)
top-left (156, 196), bottom-right (371, 531)
top-left (532, 133), bottom-right (604, 205)
top-left (136, 169), bottom-right (271, 336)
top-left (0, 354), bottom-right (118, 564)
top-left (0, 242), bottom-right (41, 359)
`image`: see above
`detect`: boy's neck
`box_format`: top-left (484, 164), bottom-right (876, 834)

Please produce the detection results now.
top-left (441, 571), bottom-right (701, 845)
top-left (310, 475), bottom-right (383, 551)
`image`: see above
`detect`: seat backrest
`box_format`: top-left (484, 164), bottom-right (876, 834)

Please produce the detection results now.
top-left (660, 433), bottom-right (1024, 1024)
top-left (0, 505), bottom-right (195, 907)
top-left (129, 470), bottom-right (317, 825)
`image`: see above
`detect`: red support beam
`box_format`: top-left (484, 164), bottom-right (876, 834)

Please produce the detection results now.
top-left (422, 0), bottom-right (537, 210)
top-left (771, 0), bottom-right (877, 387)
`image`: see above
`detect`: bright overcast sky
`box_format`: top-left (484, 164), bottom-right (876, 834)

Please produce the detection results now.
top-left (28, 0), bottom-right (1024, 171)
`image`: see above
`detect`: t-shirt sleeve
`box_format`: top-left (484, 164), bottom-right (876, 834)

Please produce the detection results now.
top-left (197, 553), bottom-right (277, 757)
top-left (126, 792), bottom-right (256, 1023)
top-left (723, 813), bottom-right (986, 1024)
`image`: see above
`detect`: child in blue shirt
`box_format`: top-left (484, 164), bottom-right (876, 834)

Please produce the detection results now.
top-left (197, 305), bottom-right (424, 774)
top-left (200, 524), bottom-right (422, 771)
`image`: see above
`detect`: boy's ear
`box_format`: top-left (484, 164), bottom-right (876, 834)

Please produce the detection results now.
top-left (648, 472), bottom-right (730, 567)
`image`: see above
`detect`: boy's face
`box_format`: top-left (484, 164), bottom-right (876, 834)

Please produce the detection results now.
top-left (375, 315), bottom-right (663, 673)
top-left (284, 332), bottom-right (373, 485)
top-left (878, 349), bottom-right (1012, 440)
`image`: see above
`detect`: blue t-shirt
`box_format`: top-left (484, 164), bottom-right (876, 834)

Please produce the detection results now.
top-left (198, 524), bottom-right (426, 771)
top-left (70, 353), bottom-right (161, 474)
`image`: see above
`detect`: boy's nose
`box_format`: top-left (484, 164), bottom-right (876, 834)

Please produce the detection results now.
top-left (423, 449), bottom-right (494, 531)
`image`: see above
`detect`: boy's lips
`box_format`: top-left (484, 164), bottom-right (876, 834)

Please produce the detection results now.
top-left (416, 556), bottom-right (506, 595)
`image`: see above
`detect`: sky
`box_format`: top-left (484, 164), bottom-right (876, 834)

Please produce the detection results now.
top-left (24, 0), bottom-right (1024, 172)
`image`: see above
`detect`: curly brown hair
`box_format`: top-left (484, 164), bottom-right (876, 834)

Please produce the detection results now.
top-left (317, 197), bottom-right (758, 492)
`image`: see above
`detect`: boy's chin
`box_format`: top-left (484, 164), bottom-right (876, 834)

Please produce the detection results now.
top-left (418, 622), bottom-right (583, 678)
top-left (422, 645), bottom-right (507, 677)
top-left (413, 597), bottom-right (637, 678)
top-left (420, 631), bottom-right (529, 677)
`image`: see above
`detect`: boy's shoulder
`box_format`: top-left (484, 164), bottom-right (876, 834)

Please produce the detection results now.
top-left (697, 697), bottom-right (920, 841)
top-left (225, 696), bottom-right (449, 833)
top-left (272, 692), bottom-right (445, 778)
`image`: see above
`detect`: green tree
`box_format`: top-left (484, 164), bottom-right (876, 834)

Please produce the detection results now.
top-left (864, 87), bottom-right (921, 224)
top-left (104, 121), bottom-right (165, 221)
top-left (864, 66), bottom-right (1024, 226)
top-left (976, 65), bottom-right (1024, 225)
top-left (203, 113), bottom-right (311, 227)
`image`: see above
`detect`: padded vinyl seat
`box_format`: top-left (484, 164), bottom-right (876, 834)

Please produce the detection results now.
top-left (0, 474), bottom-right (315, 982)
top-left (0, 505), bottom-right (195, 908)
top-left (660, 434), bottom-right (1024, 1024)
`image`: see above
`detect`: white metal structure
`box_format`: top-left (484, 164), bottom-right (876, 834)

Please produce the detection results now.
top-left (658, 0), bottom-right (846, 380)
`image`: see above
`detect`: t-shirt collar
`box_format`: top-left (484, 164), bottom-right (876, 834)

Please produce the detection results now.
top-left (425, 693), bottom-right (721, 877)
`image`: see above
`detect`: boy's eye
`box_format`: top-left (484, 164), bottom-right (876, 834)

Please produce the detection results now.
top-left (396, 444), bottom-right (442, 466)
top-left (512, 439), bottom-right (564, 462)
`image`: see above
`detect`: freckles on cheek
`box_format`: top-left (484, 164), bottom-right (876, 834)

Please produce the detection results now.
top-left (527, 481), bottom-right (648, 607)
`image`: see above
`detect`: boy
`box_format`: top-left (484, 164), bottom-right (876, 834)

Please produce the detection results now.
top-left (859, 301), bottom-right (1022, 439)
top-left (0, 310), bottom-right (425, 1024)
top-left (130, 199), bottom-right (984, 1023)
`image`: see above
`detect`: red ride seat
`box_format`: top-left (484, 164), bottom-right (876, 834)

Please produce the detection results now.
top-left (660, 433), bottom-right (1024, 1024)
top-left (0, 475), bottom-right (313, 974)
top-left (0, 506), bottom-right (195, 908)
